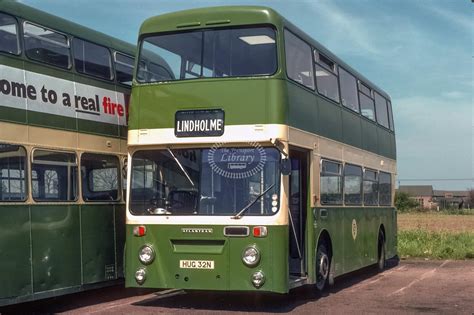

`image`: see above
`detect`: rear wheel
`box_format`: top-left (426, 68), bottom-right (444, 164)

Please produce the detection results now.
top-left (315, 243), bottom-right (330, 291)
top-left (377, 230), bottom-right (386, 271)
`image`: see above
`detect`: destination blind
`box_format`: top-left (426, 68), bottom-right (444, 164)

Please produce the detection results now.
top-left (175, 109), bottom-right (224, 137)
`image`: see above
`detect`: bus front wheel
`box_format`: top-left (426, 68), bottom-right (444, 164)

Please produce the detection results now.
top-left (315, 243), bottom-right (330, 291)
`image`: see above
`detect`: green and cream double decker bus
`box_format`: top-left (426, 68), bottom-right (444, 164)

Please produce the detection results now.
top-left (126, 6), bottom-right (397, 293)
top-left (0, 1), bottom-right (135, 306)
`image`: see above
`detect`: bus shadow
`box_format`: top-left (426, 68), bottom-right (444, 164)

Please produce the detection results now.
top-left (0, 285), bottom-right (155, 314)
top-left (133, 286), bottom-right (321, 313)
top-left (133, 261), bottom-right (399, 313)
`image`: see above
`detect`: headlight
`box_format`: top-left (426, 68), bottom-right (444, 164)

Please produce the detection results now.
top-left (242, 245), bottom-right (260, 267)
top-left (135, 267), bottom-right (146, 285)
top-left (251, 271), bottom-right (265, 288)
top-left (138, 245), bottom-right (155, 265)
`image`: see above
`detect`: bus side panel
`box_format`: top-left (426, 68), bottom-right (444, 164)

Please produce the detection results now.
top-left (361, 118), bottom-right (378, 155)
top-left (377, 128), bottom-right (393, 160)
top-left (31, 205), bottom-right (81, 293)
top-left (286, 82), bottom-right (318, 134)
top-left (341, 110), bottom-right (362, 149)
top-left (343, 207), bottom-right (386, 273)
top-left (312, 207), bottom-right (345, 278)
top-left (81, 204), bottom-right (117, 283)
top-left (386, 208), bottom-right (398, 259)
top-left (317, 98), bottom-right (343, 144)
top-left (115, 204), bottom-right (126, 278)
top-left (0, 205), bottom-right (32, 299)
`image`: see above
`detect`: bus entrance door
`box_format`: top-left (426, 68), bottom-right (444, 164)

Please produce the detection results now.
top-left (288, 149), bottom-right (308, 276)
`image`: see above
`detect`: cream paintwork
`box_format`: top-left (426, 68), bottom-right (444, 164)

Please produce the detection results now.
top-left (126, 124), bottom-right (397, 225)
top-left (128, 124), bottom-right (289, 147)
top-left (1, 121), bottom-right (127, 154)
top-left (0, 121), bottom-right (126, 205)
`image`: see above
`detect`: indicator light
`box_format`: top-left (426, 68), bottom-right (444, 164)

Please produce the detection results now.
top-left (133, 225), bottom-right (146, 237)
top-left (253, 226), bottom-right (268, 238)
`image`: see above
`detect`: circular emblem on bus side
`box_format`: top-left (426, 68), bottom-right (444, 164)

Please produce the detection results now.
top-left (352, 219), bottom-right (357, 240)
top-left (208, 141), bottom-right (267, 179)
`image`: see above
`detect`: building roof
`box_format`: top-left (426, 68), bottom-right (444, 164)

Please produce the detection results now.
top-left (433, 190), bottom-right (469, 198)
top-left (398, 185), bottom-right (433, 197)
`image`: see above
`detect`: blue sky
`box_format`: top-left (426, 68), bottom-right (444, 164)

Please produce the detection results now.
top-left (22, 0), bottom-right (473, 190)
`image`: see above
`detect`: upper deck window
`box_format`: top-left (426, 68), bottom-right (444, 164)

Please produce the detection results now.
top-left (374, 92), bottom-right (389, 129)
top-left (73, 38), bottom-right (113, 80)
top-left (315, 52), bottom-right (339, 103)
top-left (115, 52), bottom-right (134, 86)
top-left (285, 30), bottom-right (314, 89)
top-left (137, 26), bottom-right (277, 83)
top-left (24, 22), bottom-right (70, 69)
top-left (359, 81), bottom-right (375, 121)
top-left (387, 100), bottom-right (395, 131)
top-left (359, 81), bottom-right (372, 97)
top-left (0, 13), bottom-right (20, 55)
top-left (339, 67), bottom-right (359, 112)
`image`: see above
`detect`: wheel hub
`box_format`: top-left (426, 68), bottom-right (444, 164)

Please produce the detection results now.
top-left (318, 253), bottom-right (329, 279)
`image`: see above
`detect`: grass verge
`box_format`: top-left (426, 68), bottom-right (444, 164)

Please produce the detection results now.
top-left (398, 229), bottom-right (474, 260)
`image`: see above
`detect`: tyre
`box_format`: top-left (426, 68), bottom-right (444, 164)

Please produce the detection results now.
top-left (315, 242), bottom-right (330, 291)
top-left (377, 230), bottom-right (386, 271)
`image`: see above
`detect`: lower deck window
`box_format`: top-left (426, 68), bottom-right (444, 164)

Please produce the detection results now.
top-left (0, 143), bottom-right (27, 201)
top-left (32, 150), bottom-right (77, 201)
top-left (344, 164), bottom-right (362, 205)
top-left (379, 171), bottom-right (392, 206)
top-left (81, 153), bottom-right (119, 201)
top-left (320, 160), bottom-right (342, 205)
top-left (363, 169), bottom-right (378, 205)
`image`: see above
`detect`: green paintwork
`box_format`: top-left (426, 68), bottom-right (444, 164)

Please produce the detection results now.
top-left (125, 225), bottom-right (289, 293)
top-left (0, 1), bottom-right (131, 306)
top-left (0, 1), bottom-right (135, 56)
top-left (131, 6), bottom-right (396, 160)
top-left (130, 78), bottom-right (396, 159)
top-left (311, 207), bottom-right (397, 277)
top-left (0, 203), bottom-right (125, 306)
top-left (125, 5), bottom-right (398, 294)
top-left (0, 205), bottom-right (32, 299)
top-left (0, 2), bottom-right (133, 140)
top-left (125, 205), bottom-right (397, 293)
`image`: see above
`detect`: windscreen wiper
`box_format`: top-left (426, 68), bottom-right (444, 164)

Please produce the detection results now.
top-left (231, 183), bottom-right (275, 219)
top-left (167, 148), bottom-right (195, 188)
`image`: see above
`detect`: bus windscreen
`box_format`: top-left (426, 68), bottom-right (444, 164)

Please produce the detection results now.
top-left (137, 26), bottom-right (277, 83)
top-left (129, 147), bottom-right (281, 216)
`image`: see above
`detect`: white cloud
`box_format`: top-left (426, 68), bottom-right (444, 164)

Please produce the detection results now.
top-left (304, 1), bottom-right (381, 56)
top-left (426, 5), bottom-right (472, 34)
top-left (441, 91), bottom-right (466, 99)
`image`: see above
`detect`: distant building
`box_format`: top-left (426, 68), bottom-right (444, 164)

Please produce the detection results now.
top-left (432, 190), bottom-right (470, 209)
top-left (398, 185), bottom-right (434, 209)
top-left (397, 185), bottom-right (470, 209)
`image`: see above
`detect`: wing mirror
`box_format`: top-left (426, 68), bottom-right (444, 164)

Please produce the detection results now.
top-left (280, 158), bottom-right (291, 176)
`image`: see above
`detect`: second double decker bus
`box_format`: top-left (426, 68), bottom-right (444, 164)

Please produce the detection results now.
top-left (125, 6), bottom-right (397, 293)
top-left (0, 1), bottom-right (136, 306)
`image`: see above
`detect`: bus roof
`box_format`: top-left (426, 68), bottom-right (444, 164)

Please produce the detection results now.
top-left (139, 5), bottom-right (390, 100)
top-left (0, 0), bottom-right (135, 56)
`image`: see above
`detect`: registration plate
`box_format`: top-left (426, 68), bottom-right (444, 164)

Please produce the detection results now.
top-left (179, 260), bottom-right (215, 269)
